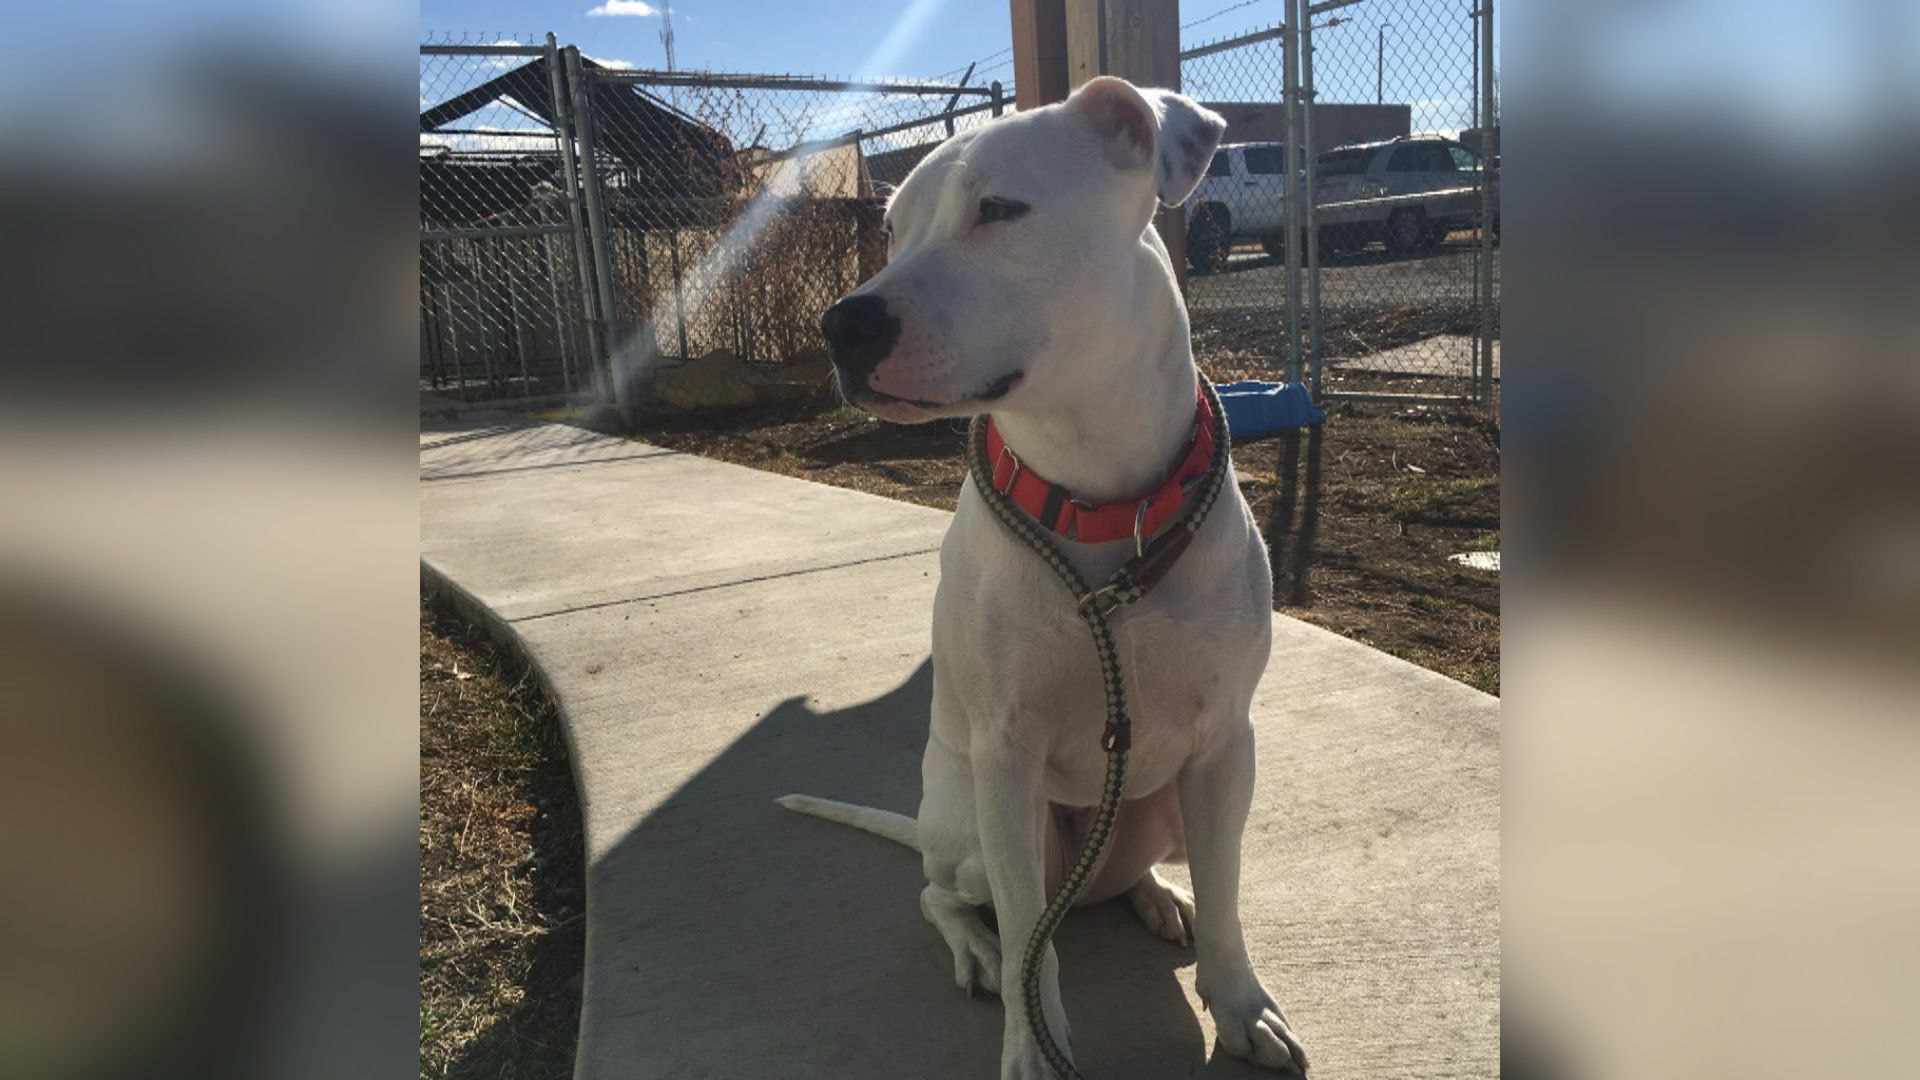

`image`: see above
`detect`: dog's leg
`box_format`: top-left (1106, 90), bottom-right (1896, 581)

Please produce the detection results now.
top-left (918, 735), bottom-right (1005, 997)
top-left (1179, 720), bottom-right (1308, 1073)
top-left (1127, 865), bottom-right (1196, 947)
top-left (974, 742), bottom-right (1072, 1080)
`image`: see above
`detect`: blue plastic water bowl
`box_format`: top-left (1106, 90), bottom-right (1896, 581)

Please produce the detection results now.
top-left (1214, 380), bottom-right (1325, 440)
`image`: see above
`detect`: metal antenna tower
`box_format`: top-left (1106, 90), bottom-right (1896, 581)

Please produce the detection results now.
top-left (659, 0), bottom-right (676, 72)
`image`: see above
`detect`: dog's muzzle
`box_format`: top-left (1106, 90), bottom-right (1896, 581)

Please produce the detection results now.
top-left (819, 294), bottom-right (899, 394)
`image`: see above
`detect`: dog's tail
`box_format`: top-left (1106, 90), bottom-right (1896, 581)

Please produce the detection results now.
top-left (775, 794), bottom-right (919, 851)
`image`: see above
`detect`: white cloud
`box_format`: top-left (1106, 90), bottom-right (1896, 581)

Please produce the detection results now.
top-left (484, 38), bottom-right (531, 69)
top-left (586, 0), bottom-right (658, 16)
top-left (585, 54), bottom-right (636, 70)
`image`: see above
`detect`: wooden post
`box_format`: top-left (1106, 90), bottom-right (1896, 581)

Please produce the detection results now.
top-left (1009, 0), bottom-right (1070, 109)
top-left (1065, 0), bottom-right (1101, 87)
top-left (1065, 0), bottom-right (1187, 288)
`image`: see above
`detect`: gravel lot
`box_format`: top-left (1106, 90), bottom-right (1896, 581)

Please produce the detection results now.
top-left (1188, 233), bottom-right (1500, 381)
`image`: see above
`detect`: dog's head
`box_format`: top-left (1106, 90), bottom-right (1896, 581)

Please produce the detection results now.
top-left (819, 77), bottom-right (1226, 423)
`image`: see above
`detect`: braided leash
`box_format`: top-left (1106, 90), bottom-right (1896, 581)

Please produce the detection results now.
top-left (964, 375), bottom-right (1232, 1079)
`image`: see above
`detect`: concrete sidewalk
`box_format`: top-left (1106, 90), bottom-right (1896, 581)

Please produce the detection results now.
top-left (421, 404), bottom-right (1499, 1080)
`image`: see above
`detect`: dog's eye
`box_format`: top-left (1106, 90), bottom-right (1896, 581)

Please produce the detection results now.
top-left (977, 197), bottom-right (1030, 225)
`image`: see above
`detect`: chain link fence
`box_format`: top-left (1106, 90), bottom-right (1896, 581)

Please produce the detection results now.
top-left (419, 12), bottom-right (1492, 411)
top-left (568, 66), bottom-right (1003, 402)
top-left (420, 35), bottom-right (601, 404)
top-left (420, 36), bottom-right (1000, 407)
top-left (1179, 0), bottom-right (1497, 407)
top-left (1178, 24), bottom-right (1296, 299)
top-left (1305, 0), bottom-right (1496, 404)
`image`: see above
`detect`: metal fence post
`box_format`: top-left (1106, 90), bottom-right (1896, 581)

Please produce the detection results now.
top-left (564, 46), bottom-right (627, 408)
top-left (989, 80), bottom-right (1005, 117)
top-left (1302, 8), bottom-right (1323, 399)
top-left (1477, 0), bottom-right (1496, 411)
top-left (1282, 4), bottom-right (1303, 385)
top-left (547, 33), bottom-right (606, 399)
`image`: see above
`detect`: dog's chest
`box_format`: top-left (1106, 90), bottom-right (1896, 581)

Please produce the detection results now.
top-left (936, 493), bottom-right (1271, 801)
top-left (1027, 601), bottom-right (1249, 785)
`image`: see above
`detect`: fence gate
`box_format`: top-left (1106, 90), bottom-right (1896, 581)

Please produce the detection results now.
top-left (1303, 0), bottom-right (1497, 408)
top-left (1180, 0), bottom-right (1496, 410)
top-left (419, 36), bottom-right (604, 406)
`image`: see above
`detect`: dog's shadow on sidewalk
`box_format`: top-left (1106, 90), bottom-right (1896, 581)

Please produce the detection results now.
top-left (585, 659), bottom-right (1278, 1078)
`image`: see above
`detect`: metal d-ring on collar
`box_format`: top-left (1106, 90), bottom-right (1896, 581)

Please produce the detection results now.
top-left (965, 375), bottom-right (1233, 1080)
top-left (998, 443), bottom-right (1022, 491)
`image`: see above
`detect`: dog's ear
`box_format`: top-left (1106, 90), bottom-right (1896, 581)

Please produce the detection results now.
top-left (1070, 77), bottom-right (1227, 209)
top-left (1070, 76), bottom-right (1160, 175)
top-left (1140, 88), bottom-right (1227, 208)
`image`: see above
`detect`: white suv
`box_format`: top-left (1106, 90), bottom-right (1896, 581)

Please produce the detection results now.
top-left (1314, 136), bottom-right (1496, 256)
top-left (1185, 141), bottom-right (1297, 275)
top-left (1184, 135), bottom-right (1498, 272)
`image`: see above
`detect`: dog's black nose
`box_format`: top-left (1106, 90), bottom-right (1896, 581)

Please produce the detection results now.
top-left (819, 294), bottom-right (900, 391)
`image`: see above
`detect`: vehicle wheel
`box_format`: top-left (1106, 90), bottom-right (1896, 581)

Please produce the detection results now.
top-left (1384, 209), bottom-right (1425, 256)
top-left (1187, 205), bottom-right (1231, 275)
top-left (1422, 222), bottom-right (1451, 249)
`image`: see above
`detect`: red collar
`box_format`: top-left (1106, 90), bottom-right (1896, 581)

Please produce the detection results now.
top-left (983, 383), bottom-right (1216, 545)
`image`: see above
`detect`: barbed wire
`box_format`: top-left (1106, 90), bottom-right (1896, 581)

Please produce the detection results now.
top-left (420, 30), bottom-right (546, 47)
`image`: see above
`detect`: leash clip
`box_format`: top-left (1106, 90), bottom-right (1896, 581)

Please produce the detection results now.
top-left (1132, 499), bottom-right (1151, 559)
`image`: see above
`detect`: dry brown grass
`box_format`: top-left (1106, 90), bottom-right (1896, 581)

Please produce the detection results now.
top-left (419, 601), bottom-right (584, 1080)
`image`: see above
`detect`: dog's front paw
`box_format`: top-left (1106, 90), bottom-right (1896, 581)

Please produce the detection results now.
top-left (1001, 1029), bottom-right (1071, 1080)
top-left (1001, 994), bottom-right (1072, 1080)
top-left (1197, 967), bottom-right (1307, 1073)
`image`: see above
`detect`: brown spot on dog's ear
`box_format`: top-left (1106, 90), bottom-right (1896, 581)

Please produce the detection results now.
top-left (1070, 76), bottom-right (1157, 173)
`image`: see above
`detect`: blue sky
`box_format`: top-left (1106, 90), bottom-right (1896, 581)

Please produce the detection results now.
top-left (420, 0), bottom-right (1496, 136)
top-left (419, 0), bottom-right (1021, 83)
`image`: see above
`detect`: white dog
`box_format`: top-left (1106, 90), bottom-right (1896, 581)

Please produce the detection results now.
top-left (785, 76), bottom-right (1305, 1078)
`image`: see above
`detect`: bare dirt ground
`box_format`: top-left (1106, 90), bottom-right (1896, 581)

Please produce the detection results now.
top-left (420, 602), bottom-right (584, 1080)
top-left (614, 359), bottom-right (1500, 694)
